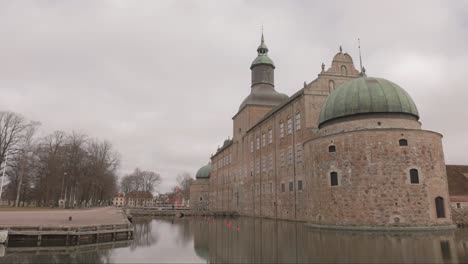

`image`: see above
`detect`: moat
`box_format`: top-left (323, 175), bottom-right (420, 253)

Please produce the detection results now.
top-left (2, 217), bottom-right (468, 263)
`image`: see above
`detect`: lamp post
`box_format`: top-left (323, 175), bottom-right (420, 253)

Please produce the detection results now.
top-left (0, 153), bottom-right (8, 200)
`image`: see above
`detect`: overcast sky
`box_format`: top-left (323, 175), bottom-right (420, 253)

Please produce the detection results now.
top-left (0, 1), bottom-right (467, 193)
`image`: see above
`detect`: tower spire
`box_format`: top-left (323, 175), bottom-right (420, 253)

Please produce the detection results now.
top-left (358, 38), bottom-right (364, 73)
top-left (257, 27), bottom-right (268, 55)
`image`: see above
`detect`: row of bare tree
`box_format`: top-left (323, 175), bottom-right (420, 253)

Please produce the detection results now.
top-left (0, 111), bottom-right (120, 207)
top-left (120, 168), bottom-right (161, 195)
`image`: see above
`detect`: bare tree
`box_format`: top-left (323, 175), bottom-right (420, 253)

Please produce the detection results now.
top-left (120, 168), bottom-right (161, 194)
top-left (176, 172), bottom-right (194, 201)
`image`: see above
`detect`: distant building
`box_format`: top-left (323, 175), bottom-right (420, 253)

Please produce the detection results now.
top-left (191, 33), bottom-right (454, 229)
top-left (112, 193), bottom-right (125, 207)
top-left (126, 191), bottom-right (154, 207)
top-left (190, 164), bottom-right (210, 211)
top-left (447, 165), bottom-right (468, 209)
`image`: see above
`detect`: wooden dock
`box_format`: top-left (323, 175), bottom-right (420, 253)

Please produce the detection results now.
top-left (0, 207), bottom-right (133, 246)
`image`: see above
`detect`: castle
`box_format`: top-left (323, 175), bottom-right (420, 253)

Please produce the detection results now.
top-left (190, 34), bottom-right (454, 229)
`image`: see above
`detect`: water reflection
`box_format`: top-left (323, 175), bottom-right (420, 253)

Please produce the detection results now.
top-left (198, 218), bottom-right (459, 263)
top-left (3, 217), bottom-right (468, 263)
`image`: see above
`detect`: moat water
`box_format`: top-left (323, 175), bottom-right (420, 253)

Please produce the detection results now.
top-left (1, 217), bottom-right (468, 263)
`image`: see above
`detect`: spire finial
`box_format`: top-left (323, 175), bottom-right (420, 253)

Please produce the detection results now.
top-left (358, 38), bottom-right (364, 73)
top-left (321, 62), bottom-right (325, 71)
top-left (339, 45), bottom-right (343, 53)
top-left (257, 26), bottom-right (269, 55)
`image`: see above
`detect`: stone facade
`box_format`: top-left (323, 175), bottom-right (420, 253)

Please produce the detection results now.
top-left (190, 178), bottom-right (210, 211)
top-left (193, 36), bottom-right (453, 228)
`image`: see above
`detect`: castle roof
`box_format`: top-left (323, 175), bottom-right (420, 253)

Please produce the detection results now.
top-left (447, 165), bottom-right (468, 196)
top-left (319, 77), bottom-right (419, 127)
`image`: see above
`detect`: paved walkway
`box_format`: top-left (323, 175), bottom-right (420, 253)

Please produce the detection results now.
top-left (0, 207), bottom-right (129, 227)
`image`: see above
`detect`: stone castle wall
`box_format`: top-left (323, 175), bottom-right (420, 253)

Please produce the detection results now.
top-left (304, 124), bottom-right (452, 226)
top-left (203, 50), bottom-right (453, 228)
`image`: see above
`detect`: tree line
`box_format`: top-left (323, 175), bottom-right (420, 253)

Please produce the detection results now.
top-left (0, 111), bottom-right (120, 207)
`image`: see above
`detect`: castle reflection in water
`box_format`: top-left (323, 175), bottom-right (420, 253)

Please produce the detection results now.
top-left (3, 217), bottom-right (468, 263)
top-left (189, 217), bottom-right (468, 263)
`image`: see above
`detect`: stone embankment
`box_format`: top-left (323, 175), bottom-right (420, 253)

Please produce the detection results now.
top-left (0, 207), bottom-right (133, 246)
top-left (127, 207), bottom-right (238, 218)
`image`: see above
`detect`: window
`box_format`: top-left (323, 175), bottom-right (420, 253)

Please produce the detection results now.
top-left (270, 182), bottom-right (273, 193)
top-left (280, 151), bottom-right (285, 167)
top-left (457, 203), bottom-right (461, 209)
top-left (399, 139), bottom-right (408, 146)
top-left (268, 154), bottom-right (273, 171)
top-left (280, 122), bottom-right (284, 138)
top-left (255, 160), bottom-right (260, 174)
top-left (330, 172), bottom-right (339, 186)
top-left (341, 65), bottom-right (347, 76)
top-left (329, 145), bottom-right (336, 152)
top-left (436, 197), bottom-right (445, 218)
top-left (287, 118), bottom-right (292, 134)
top-left (295, 112), bottom-right (301, 130)
top-left (289, 181), bottom-right (294, 192)
top-left (250, 141), bottom-right (254, 153)
top-left (269, 129), bottom-right (273, 144)
top-left (281, 183), bottom-right (285, 192)
top-left (296, 144), bottom-right (302, 162)
top-left (250, 161), bottom-right (254, 176)
top-left (410, 169), bottom-right (419, 184)
top-left (262, 157), bottom-right (266, 172)
top-left (256, 137), bottom-right (260, 150)
top-left (288, 146), bottom-right (293, 164)
top-left (262, 133), bottom-right (266, 147)
top-left (199, 196), bottom-right (203, 201)
top-left (298, 180), bottom-right (303, 191)
top-left (329, 80), bottom-right (335, 92)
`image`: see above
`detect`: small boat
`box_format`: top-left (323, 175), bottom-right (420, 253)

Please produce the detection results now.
top-left (0, 230), bottom-right (7, 244)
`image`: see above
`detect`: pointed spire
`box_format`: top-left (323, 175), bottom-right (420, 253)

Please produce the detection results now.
top-left (257, 28), bottom-right (269, 55)
top-left (339, 45), bottom-right (343, 53)
top-left (358, 38), bottom-right (363, 73)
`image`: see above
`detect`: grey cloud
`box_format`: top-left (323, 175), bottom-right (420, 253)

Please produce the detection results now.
top-left (0, 0), bottom-right (466, 192)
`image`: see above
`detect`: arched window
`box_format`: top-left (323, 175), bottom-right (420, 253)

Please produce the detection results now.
top-left (329, 145), bottom-right (336, 153)
top-left (341, 65), bottom-right (347, 76)
top-left (330, 172), bottom-right (338, 186)
top-left (410, 169), bottom-right (419, 184)
top-left (435, 197), bottom-right (445, 218)
top-left (399, 139), bottom-right (408, 146)
top-left (329, 80), bottom-right (335, 92)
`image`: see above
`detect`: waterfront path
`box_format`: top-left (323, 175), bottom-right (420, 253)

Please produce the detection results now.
top-left (0, 207), bottom-right (129, 227)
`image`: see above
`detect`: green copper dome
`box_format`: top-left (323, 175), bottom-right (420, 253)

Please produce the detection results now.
top-left (319, 77), bottom-right (419, 126)
top-left (251, 55), bottom-right (275, 69)
top-left (196, 164), bottom-right (211, 179)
